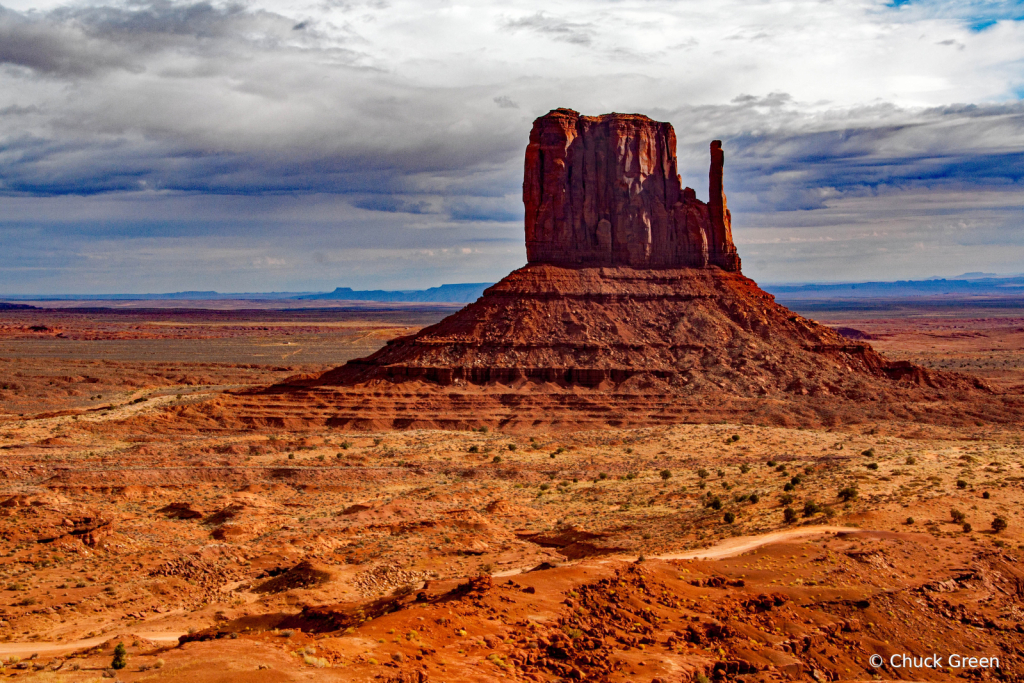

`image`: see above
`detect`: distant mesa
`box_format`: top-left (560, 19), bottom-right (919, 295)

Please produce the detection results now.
top-left (232, 109), bottom-right (993, 430)
top-left (301, 283), bottom-right (491, 304)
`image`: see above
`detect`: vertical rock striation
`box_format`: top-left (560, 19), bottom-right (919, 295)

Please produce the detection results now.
top-left (523, 108), bottom-right (740, 271)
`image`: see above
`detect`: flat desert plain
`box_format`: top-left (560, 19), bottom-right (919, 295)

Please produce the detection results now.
top-left (0, 301), bottom-right (1022, 682)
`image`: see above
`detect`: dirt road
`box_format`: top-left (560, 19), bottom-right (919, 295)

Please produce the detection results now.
top-left (0, 632), bottom-right (184, 659)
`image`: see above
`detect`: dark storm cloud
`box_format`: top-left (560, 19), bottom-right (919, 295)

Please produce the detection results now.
top-left (0, 5), bottom-right (136, 76)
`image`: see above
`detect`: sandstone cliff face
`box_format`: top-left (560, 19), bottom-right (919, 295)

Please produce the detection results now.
top-left (523, 108), bottom-right (740, 271)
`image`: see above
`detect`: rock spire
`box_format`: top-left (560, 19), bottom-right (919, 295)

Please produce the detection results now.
top-left (523, 108), bottom-right (740, 271)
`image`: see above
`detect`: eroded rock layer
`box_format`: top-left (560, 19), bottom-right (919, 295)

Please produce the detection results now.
top-left (289, 264), bottom-right (981, 398)
top-left (524, 108), bottom-right (740, 271)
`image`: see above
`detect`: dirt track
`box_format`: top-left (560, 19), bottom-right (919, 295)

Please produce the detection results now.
top-left (0, 632), bottom-right (184, 659)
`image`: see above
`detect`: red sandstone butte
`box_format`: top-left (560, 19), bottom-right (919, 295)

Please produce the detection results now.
top-left (523, 108), bottom-right (740, 271)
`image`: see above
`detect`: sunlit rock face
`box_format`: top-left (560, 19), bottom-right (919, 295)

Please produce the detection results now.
top-left (523, 108), bottom-right (740, 272)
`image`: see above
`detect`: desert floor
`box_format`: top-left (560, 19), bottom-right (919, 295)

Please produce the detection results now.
top-left (0, 301), bottom-right (1021, 682)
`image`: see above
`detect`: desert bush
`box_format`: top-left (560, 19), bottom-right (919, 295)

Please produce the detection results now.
top-left (992, 516), bottom-right (1008, 533)
top-left (660, 469), bottom-right (671, 480)
top-left (598, 472), bottom-right (608, 480)
top-left (748, 493), bottom-right (760, 504)
top-left (962, 522), bottom-right (972, 533)
top-left (861, 448), bottom-right (875, 457)
top-left (803, 500), bottom-right (820, 516)
top-left (838, 486), bottom-right (858, 502)
top-left (982, 491), bottom-right (990, 499)
top-left (950, 509), bottom-right (966, 523)
top-left (905, 455), bottom-right (916, 465)
top-left (468, 445), bottom-right (479, 453)
top-left (111, 643), bottom-right (127, 670)
top-left (783, 483), bottom-right (795, 492)
top-left (492, 456), bottom-right (501, 464)
top-left (507, 444), bottom-right (516, 452)
top-left (697, 469), bottom-right (709, 479)
top-left (790, 476), bottom-right (802, 486)
top-left (778, 493), bottom-right (794, 505)
top-left (783, 507), bottom-right (798, 524)
top-left (731, 434), bottom-right (740, 442)
top-left (956, 479), bottom-right (968, 489)
top-left (905, 517), bottom-right (914, 525)
top-left (723, 512), bottom-right (736, 524)
top-left (303, 654), bottom-right (329, 668)
top-left (707, 497), bottom-right (722, 511)
top-left (740, 464), bottom-right (750, 474)
top-left (766, 460), bottom-right (777, 467)
top-left (866, 463), bottom-right (878, 470)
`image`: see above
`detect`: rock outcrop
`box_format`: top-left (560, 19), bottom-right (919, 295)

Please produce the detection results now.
top-left (240, 108), bottom-right (990, 430)
top-left (524, 109), bottom-right (740, 271)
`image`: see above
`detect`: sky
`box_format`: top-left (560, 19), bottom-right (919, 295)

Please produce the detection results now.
top-left (1, 0), bottom-right (1024, 293)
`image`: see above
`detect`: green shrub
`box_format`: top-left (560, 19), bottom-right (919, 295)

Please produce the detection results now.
top-left (962, 522), bottom-right (972, 533)
top-left (740, 464), bottom-right (750, 474)
top-left (956, 479), bottom-right (968, 489)
top-left (783, 483), bottom-right (794, 492)
top-left (707, 497), bottom-right (722, 511)
top-left (861, 448), bottom-right (875, 457)
top-left (748, 493), bottom-right (760, 504)
top-left (697, 469), bottom-right (709, 479)
top-left (992, 516), bottom-right (1008, 533)
top-left (905, 517), bottom-right (914, 525)
top-left (950, 509), bottom-right (966, 523)
top-left (866, 462), bottom-right (878, 470)
top-left (660, 469), bottom-right (672, 480)
top-left (507, 444), bottom-right (517, 452)
top-left (783, 507), bottom-right (797, 524)
top-left (802, 500), bottom-right (820, 516)
top-left (723, 512), bottom-right (736, 524)
top-left (492, 456), bottom-right (502, 464)
top-left (111, 642), bottom-right (127, 670)
top-left (779, 493), bottom-right (794, 505)
top-left (838, 486), bottom-right (858, 502)
top-left (905, 455), bottom-right (916, 465)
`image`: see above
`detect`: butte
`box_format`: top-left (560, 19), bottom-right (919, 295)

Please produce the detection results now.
top-left (225, 108), bottom-right (995, 431)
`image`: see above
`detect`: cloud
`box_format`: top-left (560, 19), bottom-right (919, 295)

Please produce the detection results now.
top-left (501, 12), bottom-right (595, 45)
top-left (0, 0), bottom-right (1024, 290)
